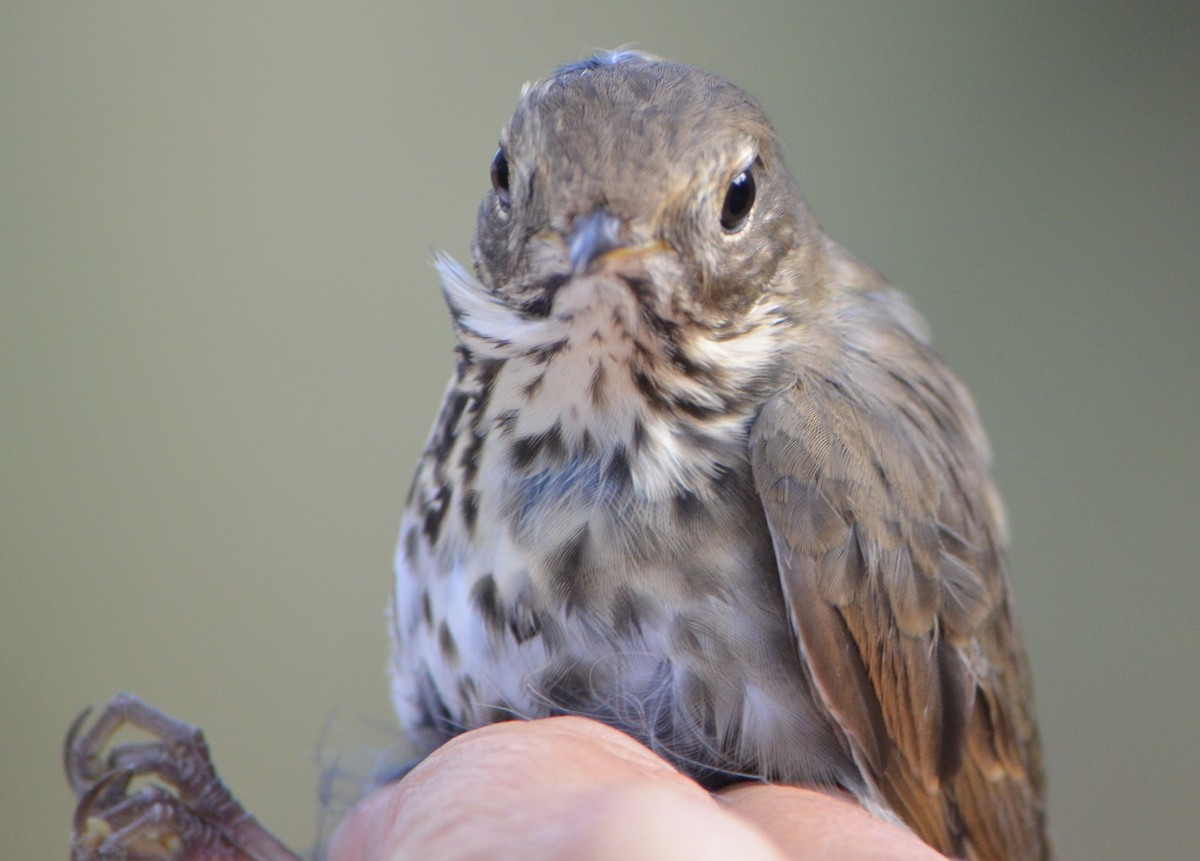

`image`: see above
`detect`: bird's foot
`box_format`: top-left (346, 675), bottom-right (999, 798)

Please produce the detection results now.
top-left (65, 692), bottom-right (303, 861)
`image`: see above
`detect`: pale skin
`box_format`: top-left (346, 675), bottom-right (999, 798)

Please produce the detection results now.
top-left (329, 717), bottom-right (947, 861)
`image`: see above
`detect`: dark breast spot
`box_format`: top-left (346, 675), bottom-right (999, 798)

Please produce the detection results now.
top-left (632, 369), bottom-right (670, 411)
top-left (403, 526), bottom-right (420, 565)
top-left (611, 584), bottom-right (652, 636)
top-left (460, 490), bottom-right (478, 534)
top-left (437, 620), bottom-right (459, 664)
top-left (495, 409), bottom-right (519, 435)
top-left (508, 585), bottom-right (542, 644)
top-left (588, 362), bottom-right (608, 406)
top-left (458, 430), bottom-right (485, 484)
top-left (524, 336), bottom-right (569, 364)
top-left (472, 359), bottom-right (505, 417)
top-left (602, 445), bottom-right (632, 491)
top-left (510, 422), bottom-right (565, 470)
top-left (431, 390), bottom-right (469, 462)
top-left (422, 484), bottom-right (451, 543)
top-left (420, 590), bottom-right (433, 627)
top-left (671, 395), bottom-right (722, 420)
top-left (469, 574), bottom-right (505, 636)
top-left (579, 429), bottom-right (596, 457)
top-left (631, 419), bottom-right (647, 452)
top-left (416, 671), bottom-right (455, 733)
top-left (519, 274), bottom-right (569, 320)
top-left (521, 372), bottom-right (546, 398)
top-left (673, 488), bottom-right (706, 523)
top-left (548, 527), bottom-right (594, 610)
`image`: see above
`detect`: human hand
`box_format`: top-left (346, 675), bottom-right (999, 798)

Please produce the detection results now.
top-left (329, 717), bottom-right (946, 861)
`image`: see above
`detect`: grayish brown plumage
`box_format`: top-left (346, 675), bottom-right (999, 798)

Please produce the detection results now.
top-left (391, 51), bottom-right (1050, 859)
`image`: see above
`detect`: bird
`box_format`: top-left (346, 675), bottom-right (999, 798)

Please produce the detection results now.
top-left (62, 49), bottom-right (1050, 861)
top-left (388, 50), bottom-right (1050, 859)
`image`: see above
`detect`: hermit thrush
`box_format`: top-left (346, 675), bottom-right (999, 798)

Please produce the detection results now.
top-left (390, 51), bottom-right (1050, 859)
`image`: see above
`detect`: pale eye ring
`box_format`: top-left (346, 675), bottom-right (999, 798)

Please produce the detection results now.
top-left (720, 167), bottom-right (756, 232)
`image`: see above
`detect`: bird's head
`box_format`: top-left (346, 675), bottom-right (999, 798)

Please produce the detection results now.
top-left (466, 50), bottom-right (819, 324)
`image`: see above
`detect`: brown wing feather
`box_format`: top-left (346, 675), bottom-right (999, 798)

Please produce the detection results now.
top-left (749, 335), bottom-right (1050, 859)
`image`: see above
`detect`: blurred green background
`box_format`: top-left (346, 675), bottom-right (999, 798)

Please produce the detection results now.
top-left (3, 3), bottom-right (1196, 858)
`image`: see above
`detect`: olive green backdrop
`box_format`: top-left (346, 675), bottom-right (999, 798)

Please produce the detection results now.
top-left (3, 3), bottom-right (1196, 859)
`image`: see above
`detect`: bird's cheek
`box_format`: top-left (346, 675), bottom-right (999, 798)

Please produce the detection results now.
top-left (696, 247), bottom-right (769, 314)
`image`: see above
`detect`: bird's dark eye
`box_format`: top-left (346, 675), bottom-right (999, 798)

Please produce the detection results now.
top-left (490, 148), bottom-right (511, 209)
top-left (720, 168), bottom-right (756, 232)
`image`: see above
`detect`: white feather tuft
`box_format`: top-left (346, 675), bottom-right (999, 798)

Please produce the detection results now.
top-left (434, 251), bottom-right (559, 357)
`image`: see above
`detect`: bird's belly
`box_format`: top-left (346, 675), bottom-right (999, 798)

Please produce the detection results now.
top-left (392, 494), bottom-right (858, 788)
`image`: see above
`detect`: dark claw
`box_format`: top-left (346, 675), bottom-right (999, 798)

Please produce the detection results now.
top-left (65, 693), bottom-right (304, 861)
top-left (64, 706), bottom-right (96, 797)
top-left (71, 770), bottom-right (130, 860)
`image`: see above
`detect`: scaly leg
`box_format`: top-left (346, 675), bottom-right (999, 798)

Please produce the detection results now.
top-left (65, 693), bottom-right (304, 861)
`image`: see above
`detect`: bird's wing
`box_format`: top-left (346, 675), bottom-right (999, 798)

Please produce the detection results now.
top-left (748, 346), bottom-right (1049, 859)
